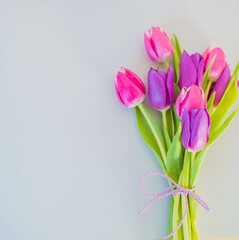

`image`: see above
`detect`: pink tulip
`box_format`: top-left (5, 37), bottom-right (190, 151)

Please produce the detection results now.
top-left (175, 85), bottom-right (206, 118)
top-left (115, 67), bottom-right (146, 107)
top-left (203, 47), bottom-right (227, 81)
top-left (144, 26), bottom-right (174, 62)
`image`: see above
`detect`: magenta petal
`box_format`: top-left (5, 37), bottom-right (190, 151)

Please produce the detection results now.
top-left (150, 27), bottom-right (174, 62)
top-left (190, 108), bottom-right (210, 152)
top-left (144, 26), bottom-right (174, 62)
top-left (181, 109), bottom-right (190, 150)
top-left (166, 65), bottom-right (175, 107)
top-left (148, 68), bottom-right (167, 110)
top-left (178, 85), bottom-right (206, 118)
top-left (179, 51), bottom-right (197, 88)
top-left (144, 32), bottom-right (159, 61)
top-left (210, 65), bottom-right (231, 106)
top-left (191, 53), bottom-right (204, 87)
top-left (196, 59), bottom-right (204, 87)
top-left (204, 47), bottom-right (227, 81)
top-left (115, 68), bottom-right (146, 108)
top-left (191, 53), bottom-right (201, 66)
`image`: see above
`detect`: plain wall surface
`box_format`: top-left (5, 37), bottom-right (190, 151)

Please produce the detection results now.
top-left (0, 0), bottom-right (239, 239)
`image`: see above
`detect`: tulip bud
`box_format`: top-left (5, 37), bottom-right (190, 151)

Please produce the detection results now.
top-left (181, 108), bottom-right (211, 152)
top-left (115, 68), bottom-right (146, 107)
top-left (203, 47), bottom-right (227, 82)
top-left (209, 65), bottom-right (231, 107)
top-left (175, 85), bottom-right (206, 118)
top-left (148, 66), bottom-right (174, 111)
top-left (179, 51), bottom-right (204, 89)
top-left (144, 26), bottom-right (174, 62)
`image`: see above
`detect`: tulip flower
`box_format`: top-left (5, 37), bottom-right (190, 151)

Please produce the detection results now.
top-left (209, 65), bottom-right (231, 107)
top-left (181, 108), bottom-right (211, 152)
top-left (148, 65), bottom-right (174, 111)
top-left (144, 26), bottom-right (174, 62)
top-left (175, 85), bottom-right (206, 118)
top-left (115, 68), bottom-right (146, 107)
top-left (203, 47), bottom-right (227, 81)
top-left (179, 51), bottom-right (204, 89)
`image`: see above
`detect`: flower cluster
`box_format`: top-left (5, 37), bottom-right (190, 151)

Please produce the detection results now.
top-left (115, 26), bottom-right (233, 152)
top-left (114, 26), bottom-right (239, 239)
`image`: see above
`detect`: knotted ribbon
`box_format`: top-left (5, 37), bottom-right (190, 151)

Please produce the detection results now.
top-left (139, 172), bottom-right (211, 239)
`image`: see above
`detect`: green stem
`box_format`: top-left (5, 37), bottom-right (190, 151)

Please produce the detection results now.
top-left (138, 103), bottom-right (167, 170)
top-left (189, 152), bottom-right (200, 240)
top-left (172, 173), bottom-right (183, 240)
top-left (162, 110), bottom-right (171, 150)
top-left (182, 151), bottom-right (191, 239)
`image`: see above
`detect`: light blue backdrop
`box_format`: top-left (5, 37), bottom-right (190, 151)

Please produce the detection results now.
top-left (0, 0), bottom-right (239, 239)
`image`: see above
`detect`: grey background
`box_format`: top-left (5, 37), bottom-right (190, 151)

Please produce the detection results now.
top-left (0, 0), bottom-right (239, 239)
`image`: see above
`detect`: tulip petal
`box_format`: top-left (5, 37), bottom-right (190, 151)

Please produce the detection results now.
top-left (191, 53), bottom-right (201, 66)
top-left (144, 27), bottom-right (174, 62)
top-left (144, 31), bottom-right (159, 61)
top-left (179, 51), bottom-right (197, 88)
top-left (190, 109), bottom-right (210, 152)
top-left (115, 68), bottom-right (146, 108)
top-left (179, 85), bottom-right (206, 116)
top-left (152, 27), bottom-right (174, 62)
top-left (166, 65), bottom-right (175, 107)
top-left (148, 68), bottom-right (167, 110)
top-left (210, 65), bottom-right (231, 106)
top-left (204, 47), bottom-right (227, 81)
top-left (196, 58), bottom-right (204, 87)
top-left (124, 68), bottom-right (146, 93)
top-left (181, 109), bottom-right (190, 150)
top-left (175, 87), bottom-right (187, 117)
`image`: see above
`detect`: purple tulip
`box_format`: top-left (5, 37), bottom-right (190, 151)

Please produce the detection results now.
top-left (115, 68), bottom-right (146, 108)
top-left (209, 65), bottom-right (231, 107)
top-left (148, 65), bottom-right (174, 111)
top-left (181, 108), bottom-right (211, 152)
top-left (179, 51), bottom-right (204, 89)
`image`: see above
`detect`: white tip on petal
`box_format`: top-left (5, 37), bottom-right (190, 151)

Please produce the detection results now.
top-left (120, 67), bottom-right (126, 74)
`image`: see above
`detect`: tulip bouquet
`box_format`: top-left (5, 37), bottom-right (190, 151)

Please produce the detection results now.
top-left (115, 26), bottom-right (239, 240)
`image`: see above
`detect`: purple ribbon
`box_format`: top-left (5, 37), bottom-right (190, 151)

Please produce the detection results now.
top-left (139, 172), bottom-right (211, 239)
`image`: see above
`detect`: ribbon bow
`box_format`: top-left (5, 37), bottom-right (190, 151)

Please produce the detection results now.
top-left (139, 172), bottom-right (211, 239)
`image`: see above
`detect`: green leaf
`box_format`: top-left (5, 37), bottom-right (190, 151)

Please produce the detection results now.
top-left (190, 149), bottom-right (207, 187)
top-left (209, 106), bottom-right (239, 145)
top-left (166, 108), bottom-right (175, 140)
top-left (190, 106), bottom-right (239, 187)
top-left (172, 102), bottom-right (180, 131)
top-left (174, 83), bottom-right (180, 100)
top-left (201, 56), bottom-right (216, 91)
top-left (167, 124), bottom-right (184, 182)
top-left (223, 62), bottom-right (239, 96)
top-left (171, 34), bottom-right (182, 84)
top-left (135, 104), bottom-right (167, 173)
top-left (210, 63), bottom-right (239, 134)
top-left (173, 33), bottom-right (182, 57)
top-left (207, 91), bottom-right (215, 115)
